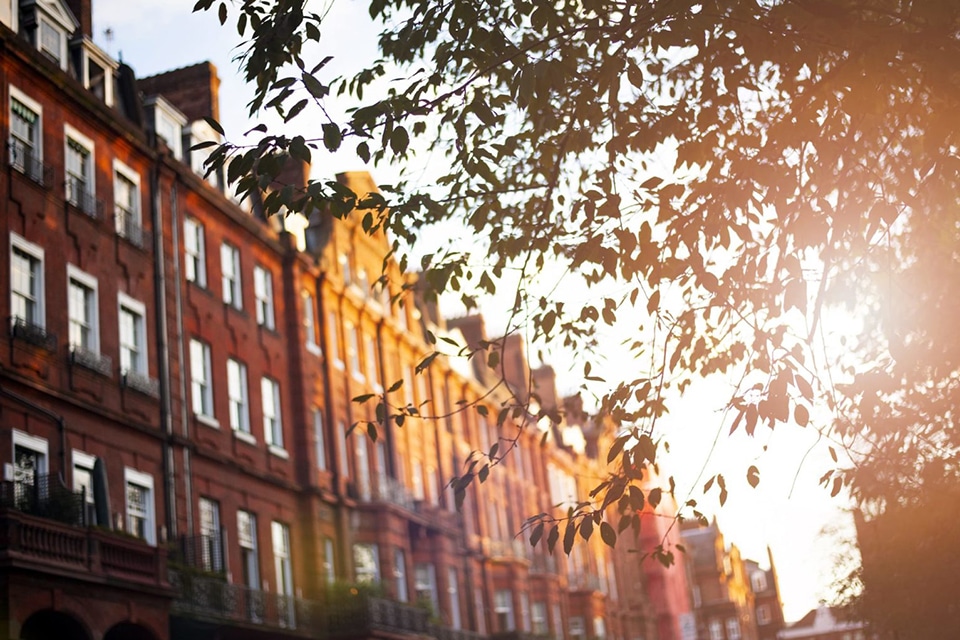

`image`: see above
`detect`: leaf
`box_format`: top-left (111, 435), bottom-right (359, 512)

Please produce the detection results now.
top-left (830, 476), bottom-right (842, 498)
top-left (390, 126), bottom-right (409, 155)
top-left (579, 517), bottom-right (593, 541)
top-left (795, 404), bottom-right (810, 427)
top-left (747, 465), bottom-right (760, 488)
top-left (366, 423), bottom-right (378, 442)
top-left (530, 522), bottom-right (544, 547)
top-left (648, 488), bottom-right (662, 508)
top-left (352, 393), bottom-right (375, 403)
top-left (600, 521), bottom-right (617, 547)
top-left (322, 123), bottom-right (342, 151)
top-left (546, 525), bottom-right (560, 553)
top-left (218, 1), bottom-right (227, 25)
top-left (204, 116), bottom-right (225, 136)
top-left (563, 521), bottom-right (576, 555)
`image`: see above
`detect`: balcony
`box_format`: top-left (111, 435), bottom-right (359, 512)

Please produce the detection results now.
top-left (569, 573), bottom-right (603, 592)
top-left (0, 499), bottom-right (166, 588)
top-left (0, 474), bottom-right (85, 526)
top-left (485, 538), bottom-right (530, 561)
top-left (70, 344), bottom-right (112, 377)
top-left (8, 138), bottom-right (52, 187)
top-left (170, 531), bottom-right (225, 575)
top-left (66, 176), bottom-right (103, 219)
top-left (430, 624), bottom-right (488, 640)
top-left (372, 475), bottom-right (416, 510)
top-left (123, 369), bottom-right (160, 397)
top-left (10, 316), bottom-right (57, 352)
top-left (324, 593), bottom-right (430, 638)
top-left (169, 569), bottom-right (318, 633)
top-left (115, 205), bottom-right (151, 249)
top-left (529, 553), bottom-right (558, 575)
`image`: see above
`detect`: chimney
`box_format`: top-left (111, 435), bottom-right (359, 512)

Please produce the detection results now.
top-left (65, 0), bottom-right (92, 37)
top-left (500, 333), bottom-right (530, 400)
top-left (446, 315), bottom-right (489, 383)
top-left (138, 62), bottom-right (221, 123)
top-left (532, 366), bottom-right (558, 411)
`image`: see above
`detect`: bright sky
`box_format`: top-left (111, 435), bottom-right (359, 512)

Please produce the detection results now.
top-left (92, 0), bottom-right (857, 622)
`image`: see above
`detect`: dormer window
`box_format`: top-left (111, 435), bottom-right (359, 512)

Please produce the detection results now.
top-left (20, 0), bottom-right (77, 72)
top-left (70, 37), bottom-right (118, 107)
top-left (185, 119), bottom-right (222, 188)
top-left (144, 95), bottom-right (187, 161)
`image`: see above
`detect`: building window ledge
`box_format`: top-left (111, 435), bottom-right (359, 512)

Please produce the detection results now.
top-left (233, 430), bottom-right (257, 445)
top-left (195, 414), bottom-right (220, 430)
top-left (268, 445), bottom-right (289, 460)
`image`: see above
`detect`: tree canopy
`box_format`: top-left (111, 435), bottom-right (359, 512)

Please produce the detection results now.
top-left (194, 0), bottom-right (960, 620)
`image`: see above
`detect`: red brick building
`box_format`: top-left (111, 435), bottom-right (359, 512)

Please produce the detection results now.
top-left (0, 1), bottom-right (694, 639)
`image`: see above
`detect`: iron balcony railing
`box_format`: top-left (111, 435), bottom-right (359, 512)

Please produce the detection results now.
top-left (10, 316), bottom-right (57, 352)
top-left (66, 176), bottom-right (103, 219)
top-left (8, 138), bottom-right (51, 186)
top-left (70, 344), bottom-right (112, 377)
top-left (171, 531), bottom-right (226, 575)
top-left (0, 473), bottom-right (86, 527)
top-left (115, 205), bottom-right (150, 249)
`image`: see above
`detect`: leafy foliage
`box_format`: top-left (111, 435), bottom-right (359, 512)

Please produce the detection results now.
top-left (195, 0), bottom-right (960, 581)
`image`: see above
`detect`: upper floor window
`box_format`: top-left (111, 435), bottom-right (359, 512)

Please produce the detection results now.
top-left (726, 618), bottom-right (741, 640)
top-left (145, 96), bottom-right (187, 161)
top-left (190, 339), bottom-right (215, 421)
top-left (261, 376), bottom-right (283, 449)
top-left (313, 408), bottom-right (327, 471)
top-left (10, 233), bottom-right (44, 330)
top-left (114, 161), bottom-right (144, 247)
top-left (118, 293), bottom-right (147, 375)
top-left (238, 510), bottom-right (260, 590)
top-left (38, 17), bottom-right (65, 66)
top-left (271, 521), bottom-right (294, 597)
top-left (184, 217), bottom-right (207, 287)
top-left (67, 265), bottom-right (99, 356)
top-left (227, 358), bottom-right (250, 435)
top-left (494, 589), bottom-right (515, 632)
top-left (9, 87), bottom-right (43, 184)
top-left (254, 265), bottom-right (275, 329)
top-left (303, 290), bottom-right (320, 354)
top-left (198, 497), bottom-right (223, 572)
top-left (328, 311), bottom-right (343, 368)
top-left (221, 242), bottom-right (242, 309)
top-left (354, 543), bottom-right (380, 583)
top-left (339, 253), bottom-right (352, 286)
top-left (751, 571), bottom-right (768, 593)
top-left (756, 604), bottom-right (771, 625)
top-left (65, 125), bottom-right (96, 216)
top-left (346, 322), bottom-right (363, 381)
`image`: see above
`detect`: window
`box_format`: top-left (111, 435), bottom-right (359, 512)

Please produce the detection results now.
top-left (13, 431), bottom-right (48, 503)
top-left (337, 421), bottom-right (349, 478)
top-left (569, 616), bottom-right (586, 640)
top-left (448, 568), bottom-right (462, 630)
top-left (313, 408), bottom-right (327, 470)
top-left (199, 497), bottom-right (223, 572)
top-left (415, 563), bottom-right (438, 612)
top-left (67, 265), bottom-right (99, 355)
top-left (692, 585), bottom-right (702, 608)
top-left (411, 459), bottom-right (425, 501)
top-left (10, 233), bottom-right (44, 329)
top-left (221, 242), bottom-right (242, 309)
top-left (118, 294), bottom-right (148, 380)
top-left (339, 253), bottom-right (352, 286)
top-left (495, 590), bottom-right (515, 632)
top-left (65, 125), bottom-right (95, 215)
top-left (532, 602), bottom-right (548, 635)
top-left (323, 537), bottom-right (336, 584)
top-left (190, 339), bottom-right (215, 420)
top-left (238, 510), bottom-right (260, 591)
top-left (365, 335), bottom-right (380, 389)
top-left (254, 265), bottom-right (275, 329)
top-left (751, 571), bottom-right (768, 593)
top-left (72, 450), bottom-right (96, 524)
top-left (354, 543), bottom-right (380, 583)
top-left (124, 467), bottom-right (155, 545)
top-left (756, 605), bottom-right (771, 625)
top-left (552, 603), bottom-right (562, 637)
top-left (114, 161), bottom-right (143, 246)
top-left (328, 311), bottom-right (343, 368)
top-left (355, 433), bottom-right (370, 500)
top-left (395, 549), bottom-right (408, 601)
top-left (271, 521), bottom-right (293, 596)
top-left (521, 593), bottom-right (531, 633)
top-left (262, 377), bottom-right (283, 449)
top-left (227, 359), bottom-right (250, 435)
top-left (38, 17), bottom-right (65, 66)
top-left (9, 88), bottom-right (42, 183)
top-left (725, 618), bottom-right (741, 640)
top-left (594, 616), bottom-right (607, 639)
top-left (347, 323), bottom-right (363, 380)
top-left (184, 217), bottom-right (207, 287)
top-left (708, 620), bottom-right (723, 640)
top-left (303, 291), bottom-right (320, 353)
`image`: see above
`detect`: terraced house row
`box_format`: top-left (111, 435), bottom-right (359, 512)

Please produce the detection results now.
top-left (0, 1), bottom-right (696, 640)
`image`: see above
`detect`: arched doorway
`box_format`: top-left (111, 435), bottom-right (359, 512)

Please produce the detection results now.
top-left (20, 609), bottom-right (89, 640)
top-left (103, 622), bottom-right (158, 640)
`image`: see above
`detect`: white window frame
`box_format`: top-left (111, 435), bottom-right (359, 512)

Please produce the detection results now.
top-left (303, 290), bottom-right (320, 354)
top-left (198, 496), bottom-right (223, 572)
top-left (494, 589), bottom-right (515, 632)
top-left (118, 292), bottom-right (147, 375)
top-left (184, 217), bottom-right (207, 287)
top-left (64, 124), bottom-right (95, 214)
top-left (113, 159), bottom-right (142, 233)
top-left (254, 265), bottom-right (275, 329)
top-left (67, 264), bottom-right (99, 355)
top-left (12, 430), bottom-right (49, 499)
top-left (9, 86), bottom-right (43, 180)
top-left (395, 548), bottom-right (408, 602)
top-left (238, 509), bottom-right (260, 590)
top-left (346, 322), bottom-right (363, 381)
top-left (448, 567), bottom-right (462, 630)
top-left (227, 358), bottom-right (251, 436)
top-left (726, 618), bottom-right (741, 640)
top-left (10, 232), bottom-right (45, 329)
top-left (271, 521), bottom-right (294, 596)
top-left (261, 376), bottom-right (284, 451)
top-left (221, 242), bottom-right (242, 309)
top-left (415, 563), bottom-right (439, 612)
top-left (365, 334), bottom-right (381, 390)
top-left (756, 604), bottom-right (771, 626)
top-left (328, 311), bottom-right (343, 368)
top-left (37, 13), bottom-right (68, 69)
top-left (323, 537), bottom-right (336, 585)
top-left (354, 542), bottom-right (380, 584)
top-left (313, 408), bottom-right (327, 471)
top-left (531, 602), bottom-right (548, 636)
top-left (124, 467), bottom-right (156, 545)
top-left (71, 449), bottom-right (96, 522)
top-left (190, 339), bottom-right (216, 423)
top-left (708, 620), bottom-right (723, 640)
